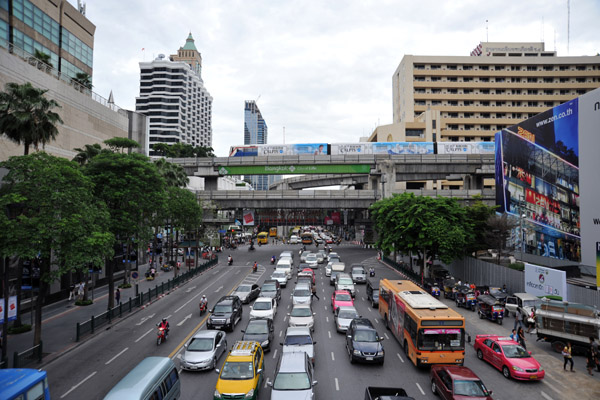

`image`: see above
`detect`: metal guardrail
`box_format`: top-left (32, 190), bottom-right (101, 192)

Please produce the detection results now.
top-left (76, 258), bottom-right (218, 341)
top-left (13, 341), bottom-right (42, 368)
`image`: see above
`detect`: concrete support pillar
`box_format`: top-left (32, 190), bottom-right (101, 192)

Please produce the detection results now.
top-left (205, 177), bottom-right (218, 191)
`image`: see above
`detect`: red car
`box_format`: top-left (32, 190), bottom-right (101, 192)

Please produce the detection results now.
top-left (473, 335), bottom-right (545, 380)
top-left (331, 290), bottom-right (353, 312)
top-left (430, 365), bottom-right (493, 399)
top-left (298, 268), bottom-right (315, 285)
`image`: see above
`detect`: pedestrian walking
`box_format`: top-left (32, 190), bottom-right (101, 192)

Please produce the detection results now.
top-left (526, 306), bottom-right (536, 334)
top-left (77, 282), bottom-right (84, 301)
top-left (563, 342), bottom-right (574, 372)
top-left (518, 326), bottom-right (526, 350)
top-left (513, 310), bottom-right (522, 331)
top-left (115, 288), bottom-right (121, 304)
top-left (311, 284), bottom-right (319, 300)
top-left (68, 283), bottom-right (75, 301)
top-left (590, 336), bottom-right (599, 374)
top-left (510, 329), bottom-right (517, 342)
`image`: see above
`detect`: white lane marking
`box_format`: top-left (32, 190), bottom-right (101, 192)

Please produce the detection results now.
top-left (396, 353), bottom-right (404, 363)
top-left (284, 315), bottom-right (288, 321)
top-left (235, 270), bottom-right (240, 274)
top-left (541, 391), bottom-right (554, 400)
top-left (374, 318), bottom-right (378, 323)
top-left (174, 291), bottom-right (203, 312)
top-left (326, 316), bottom-right (329, 322)
top-left (287, 304), bottom-right (290, 309)
top-left (165, 314), bottom-right (172, 320)
top-left (134, 328), bottom-right (154, 343)
top-left (215, 285), bottom-right (223, 292)
top-left (264, 378), bottom-right (270, 388)
top-left (542, 381), bottom-right (563, 395)
top-left (324, 305), bottom-right (327, 311)
top-left (331, 352), bottom-right (335, 361)
top-left (384, 333), bottom-right (389, 339)
top-left (415, 382), bottom-right (425, 395)
top-left (328, 331), bottom-right (331, 339)
top-left (176, 313), bottom-right (192, 326)
top-left (105, 347), bottom-right (129, 365)
top-left (362, 297), bottom-right (365, 301)
top-left (60, 371), bottom-right (97, 398)
top-left (279, 330), bottom-right (283, 337)
top-left (213, 270), bottom-right (219, 275)
top-left (135, 313), bottom-right (156, 326)
top-left (322, 288), bottom-right (325, 292)
top-left (335, 377), bottom-right (339, 391)
top-left (368, 308), bottom-right (372, 313)
top-left (185, 286), bottom-right (197, 293)
top-left (272, 349), bottom-right (278, 359)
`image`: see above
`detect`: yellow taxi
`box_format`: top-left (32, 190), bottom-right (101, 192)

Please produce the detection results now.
top-left (214, 341), bottom-right (264, 400)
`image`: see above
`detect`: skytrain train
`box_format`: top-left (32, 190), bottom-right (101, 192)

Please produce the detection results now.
top-left (229, 142), bottom-right (495, 157)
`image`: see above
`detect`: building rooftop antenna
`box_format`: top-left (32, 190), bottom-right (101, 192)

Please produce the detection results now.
top-left (567, 0), bottom-right (570, 54)
top-left (486, 19), bottom-right (488, 42)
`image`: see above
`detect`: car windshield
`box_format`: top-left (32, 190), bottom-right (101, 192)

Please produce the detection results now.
top-left (307, 255), bottom-right (317, 260)
top-left (352, 268), bottom-right (364, 274)
top-left (335, 293), bottom-right (352, 301)
top-left (294, 289), bottom-right (311, 297)
top-left (237, 286), bottom-right (251, 292)
top-left (187, 337), bottom-right (214, 351)
top-left (213, 304), bottom-right (232, 313)
top-left (245, 322), bottom-right (268, 334)
top-left (285, 334), bottom-right (312, 345)
top-left (291, 307), bottom-right (312, 317)
top-left (220, 361), bottom-right (254, 380)
top-left (417, 328), bottom-right (465, 351)
top-left (272, 272), bottom-right (285, 278)
top-left (354, 330), bottom-right (378, 342)
top-left (253, 301), bottom-right (272, 310)
top-left (338, 310), bottom-right (359, 319)
top-left (338, 278), bottom-right (353, 285)
top-left (453, 380), bottom-right (488, 397)
top-left (523, 299), bottom-right (542, 308)
top-left (501, 344), bottom-right (531, 358)
top-left (273, 372), bottom-right (311, 390)
top-left (262, 285), bottom-right (276, 292)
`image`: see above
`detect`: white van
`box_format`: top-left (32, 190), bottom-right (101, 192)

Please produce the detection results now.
top-left (505, 292), bottom-right (542, 320)
top-left (289, 235), bottom-right (299, 244)
top-left (276, 258), bottom-right (293, 279)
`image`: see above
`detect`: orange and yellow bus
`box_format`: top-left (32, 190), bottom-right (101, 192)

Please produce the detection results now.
top-left (300, 232), bottom-right (313, 245)
top-left (269, 227), bottom-right (278, 237)
top-left (378, 279), bottom-right (465, 367)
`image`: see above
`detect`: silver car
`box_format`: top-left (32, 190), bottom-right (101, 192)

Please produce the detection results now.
top-left (269, 352), bottom-right (317, 400)
top-left (351, 265), bottom-right (367, 284)
top-left (292, 284), bottom-right (312, 306)
top-left (305, 253), bottom-right (318, 269)
top-left (288, 304), bottom-right (315, 331)
top-left (180, 330), bottom-right (227, 371)
top-left (334, 306), bottom-right (359, 333)
top-left (281, 326), bottom-right (316, 364)
top-left (232, 283), bottom-right (260, 304)
top-left (335, 273), bottom-right (356, 297)
top-left (270, 271), bottom-right (287, 288)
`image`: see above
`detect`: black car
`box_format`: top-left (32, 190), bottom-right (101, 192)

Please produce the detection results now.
top-left (207, 295), bottom-right (243, 331)
top-left (241, 317), bottom-right (275, 352)
top-left (346, 318), bottom-right (384, 364)
top-left (366, 278), bottom-right (379, 308)
top-left (260, 280), bottom-right (281, 303)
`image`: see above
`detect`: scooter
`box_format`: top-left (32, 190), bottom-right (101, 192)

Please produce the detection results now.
top-left (270, 257), bottom-right (276, 265)
top-left (228, 257), bottom-right (233, 266)
top-left (249, 244), bottom-right (255, 251)
top-left (252, 264), bottom-right (258, 273)
top-left (156, 325), bottom-right (168, 345)
top-left (199, 302), bottom-right (207, 316)
top-left (369, 269), bottom-right (375, 277)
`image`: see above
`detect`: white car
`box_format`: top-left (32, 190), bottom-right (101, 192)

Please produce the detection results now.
top-left (334, 306), bottom-right (359, 332)
top-left (288, 304), bottom-right (315, 331)
top-left (281, 326), bottom-right (316, 364)
top-left (325, 262), bottom-right (333, 277)
top-left (289, 235), bottom-right (299, 244)
top-left (306, 254), bottom-right (318, 269)
top-left (250, 297), bottom-right (277, 320)
top-left (275, 267), bottom-right (291, 281)
top-left (270, 271), bottom-right (288, 287)
top-left (292, 285), bottom-right (312, 306)
top-left (276, 259), bottom-right (293, 278)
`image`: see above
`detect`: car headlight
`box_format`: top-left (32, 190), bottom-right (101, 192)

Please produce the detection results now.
top-left (261, 340), bottom-right (269, 347)
top-left (353, 349), bottom-right (361, 355)
top-left (539, 366), bottom-right (544, 372)
top-left (244, 388), bottom-right (255, 399)
top-left (377, 350), bottom-right (384, 356)
top-left (226, 318), bottom-right (231, 323)
top-left (214, 389), bottom-right (222, 399)
top-left (512, 365), bottom-right (524, 372)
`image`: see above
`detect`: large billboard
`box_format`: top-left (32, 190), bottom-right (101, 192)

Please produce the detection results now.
top-left (437, 142), bottom-right (495, 154)
top-left (495, 99), bottom-right (581, 263)
top-left (524, 263), bottom-right (567, 300)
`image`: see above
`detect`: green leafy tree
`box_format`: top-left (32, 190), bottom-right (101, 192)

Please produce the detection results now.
top-left (72, 143), bottom-right (103, 166)
top-left (151, 143), bottom-right (171, 157)
top-left (154, 158), bottom-right (189, 188)
top-left (194, 145), bottom-right (215, 158)
top-left (103, 137), bottom-right (140, 153)
top-left (0, 82), bottom-right (63, 155)
top-left (84, 151), bottom-right (166, 308)
top-left (72, 72), bottom-right (92, 90)
top-left (464, 196), bottom-right (498, 257)
top-left (370, 193), bottom-right (471, 279)
top-left (33, 50), bottom-right (52, 68)
top-left (0, 153), bottom-right (113, 345)
top-left (485, 213), bottom-right (517, 264)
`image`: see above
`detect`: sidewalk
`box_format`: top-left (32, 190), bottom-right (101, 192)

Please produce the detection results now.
top-left (2, 261), bottom-right (217, 368)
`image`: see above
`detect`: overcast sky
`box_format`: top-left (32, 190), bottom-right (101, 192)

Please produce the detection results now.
top-left (81, 0), bottom-right (600, 156)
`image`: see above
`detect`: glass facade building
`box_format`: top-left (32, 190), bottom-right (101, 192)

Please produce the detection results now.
top-left (0, 0), bottom-right (95, 81)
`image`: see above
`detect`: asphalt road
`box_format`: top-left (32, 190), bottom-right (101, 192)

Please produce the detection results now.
top-left (44, 243), bottom-right (600, 400)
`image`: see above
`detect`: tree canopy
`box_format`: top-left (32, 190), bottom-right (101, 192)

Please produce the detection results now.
top-left (151, 142), bottom-right (215, 158)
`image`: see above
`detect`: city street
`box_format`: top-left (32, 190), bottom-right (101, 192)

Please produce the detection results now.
top-left (38, 243), bottom-right (600, 400)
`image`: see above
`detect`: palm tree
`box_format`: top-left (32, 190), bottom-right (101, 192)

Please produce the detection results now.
top-left (0, 82), bottom-right (63, 155)
top-left (154, 158), bottom-right (189, 188)
top-left (72, 72), bottom-right (92, 90)
top-left (72, 143), bottom-right (102, 165)
top-left (33, 50), bottom-right (52, 69)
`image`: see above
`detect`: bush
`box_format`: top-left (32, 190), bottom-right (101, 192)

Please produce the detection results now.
top-left (119, 283), bottom-right (132, 289)
top-left (508, 262), bottom-right (525, 271)
top-left (75, 299), bottom-right (93, 306)
top-left (8, 324), bottom-right (32, 334)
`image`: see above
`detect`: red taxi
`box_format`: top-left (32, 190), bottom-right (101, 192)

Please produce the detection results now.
top-left (430, 365), bottom-right (493, 399)
top-left (474, 335), bottom-right (544, 381)
top-left (331, 290), bottom-right (353, 312)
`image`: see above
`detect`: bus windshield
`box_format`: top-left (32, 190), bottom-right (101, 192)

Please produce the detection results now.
top-left (417, 328), bottom-right (464, 351)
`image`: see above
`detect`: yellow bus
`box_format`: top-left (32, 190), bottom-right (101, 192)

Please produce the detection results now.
top-left (257, 232), bottom-right (269, 244)
top-left (378, 279), bottom-right (465, 366)
top-left (269, 227), bottom-right (277, 237)
top-left (300, 232), bottom-right (313, 245)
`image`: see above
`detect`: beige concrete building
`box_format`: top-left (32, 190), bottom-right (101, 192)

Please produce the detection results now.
top-left (0, 0), bottom-right (147, 161)
top-left (368, 42), bottom-right (600, 190)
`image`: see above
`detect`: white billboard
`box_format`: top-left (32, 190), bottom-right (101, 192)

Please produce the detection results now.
top-left (437, 142), bottom-right (495, 154)
top-left (524, 263), bottom-right (567, 300)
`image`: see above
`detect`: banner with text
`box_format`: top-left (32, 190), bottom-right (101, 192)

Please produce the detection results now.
top-left (524, 263), bottom-right (567, 300)
top-left (0, 296), bottom-right (17, 324)
top-left (218, 164), bottom-right (372, 175)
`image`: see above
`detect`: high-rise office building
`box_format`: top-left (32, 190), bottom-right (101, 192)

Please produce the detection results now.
top-left (244, 100), bottom-right (270, 190)
top-left (136, 33), bottom-right (213, 155)
top-left (0, 0), bottom-right (95, 80)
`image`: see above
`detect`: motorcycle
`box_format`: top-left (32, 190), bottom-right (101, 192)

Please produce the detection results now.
top-left (199, 301), bottom-right (207, 316)
top-left (369, 269), bottom-right (375, 277)
top-left (252, 264), bottom-right (258, 273)
top-left (249, 244), bottom-right (255, 251)
top-left (270, 257), bottom-right (276, 265)
top-left (156, 325), bottom-right (168, 345)
top-left (228, 257), bottom-right (233, 266)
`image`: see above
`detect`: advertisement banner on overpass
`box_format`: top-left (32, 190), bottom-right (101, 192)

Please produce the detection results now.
top-left (437, 142), bottom-right (495, 154)
top-left (230, 143), bottom-right (328, 157)
top-left (218, 164), bottom-right (371, 175)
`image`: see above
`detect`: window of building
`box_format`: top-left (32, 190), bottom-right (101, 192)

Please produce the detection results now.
top-left (406, 129), bottom-right (424, 137)
top-left (543, 65), bottom-right (554, 71)
top-left (463, 89), bottom-right (472, 94)
top-left (62, 28), bottom-right (94, 68)
top-left (448, 101), bottom-right (458, 106)
top-left (406, 182), bottom-right (426, 189)
top-left (463, 77), bottom-right (472, 82)
top-left (527, 66), bottom-right (538, 71)
top-left (447, 65), bottom-right (457, 70)
top-left (414, 76), bottom-right (425, 81)
top-left (12, 0), bottom-right (60, 45)
top-left (432, 89), bottom-right (441, 94)
top-left (480, 65), bottom-right (489, 70)
top-left (12, 29), bottom-right (59, 68)
top-left (480, 77), bottom-right (489, 82)
top-left (415, 64), bottom-right (425, 70)
top-left (448, 89), bottom-right (458, 94)
top-left (481, 89), bottom-right (490, 94)
top-left (559, 66), bottom-right (568, 71)
top-left (481, 101), bottom-right (490, 106)
top-left (527, 77), bottom-right (537, 83)
top-left (463, 65), bottom-right (473, 70)
top-left (431, 77), bottom-right (441, 81)
top-left (447, 77), bottom-right (457, 82)
top-left (431, 65), bottom-right (441, 70)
